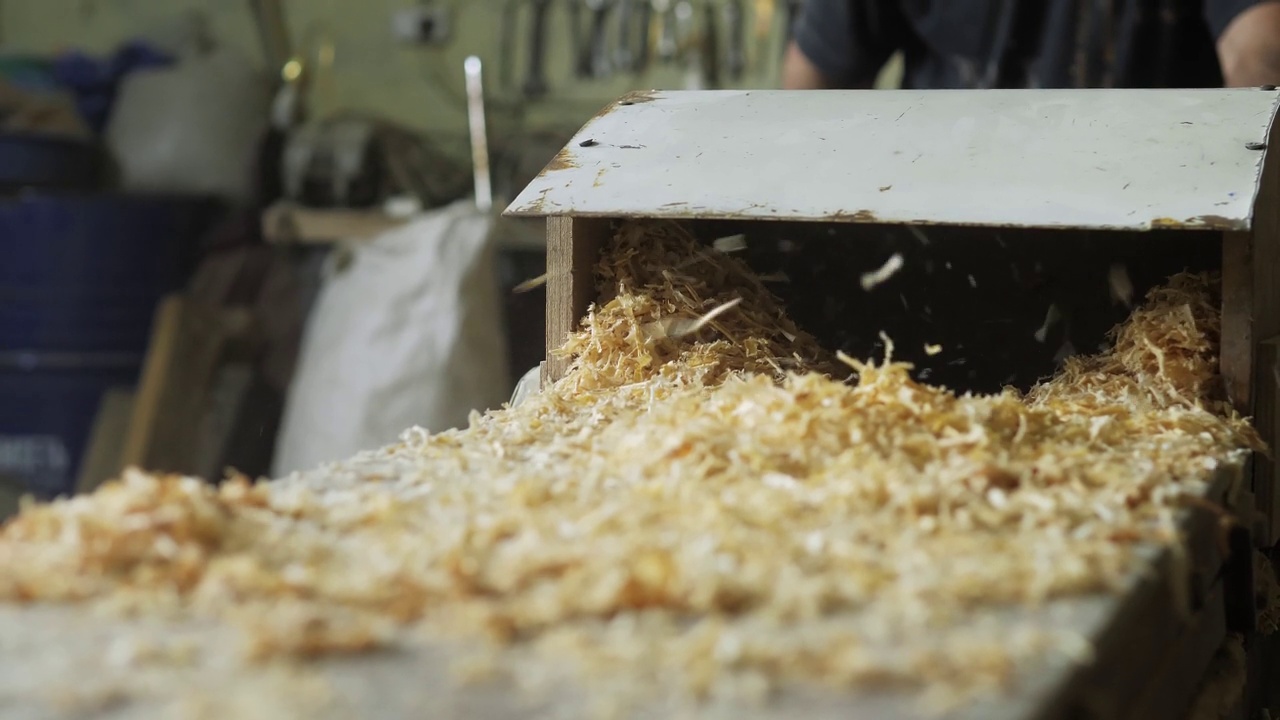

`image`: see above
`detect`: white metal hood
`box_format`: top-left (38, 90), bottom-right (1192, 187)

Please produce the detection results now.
top-left (505, 88), bottom-right (1279, 232)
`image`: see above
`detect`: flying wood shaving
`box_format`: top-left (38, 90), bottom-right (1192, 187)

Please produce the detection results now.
top-left (663, 297), bottom-right (744, 338)
top-left (1109, 264), bottom-right (1135, 308)
top-left (0, 220), bottom-right (1263, 716)
top-left (513, 274), bottom-right (548, 293)
top-left (860, 253), bottom-right (905, 291)
top-left (713, 234), bottom-right (748, 253)
top-left (1035, 304), bottom-right (1063, 344)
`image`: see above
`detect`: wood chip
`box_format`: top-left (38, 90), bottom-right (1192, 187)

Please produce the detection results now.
top-left (860, 253), bottom-right (905, 291)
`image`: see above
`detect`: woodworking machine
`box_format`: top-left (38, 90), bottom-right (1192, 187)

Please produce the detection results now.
top-left (505, 87), bottom-right (1280, 719)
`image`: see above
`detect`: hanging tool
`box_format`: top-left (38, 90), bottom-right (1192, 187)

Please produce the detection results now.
top-left (700, 0), bottom-right (721, 88)
top-left (248, 0), bottom-right (292, 84)
top-left (498, 0), bottom-right (520, 92)
top-left (632, 0), bottom-right (653, 72)
top-left (614, 0), bottom-right (636, 73)
top-left (614, 0), bottom-right (652, 73)
top-left (567, 0), bottom-right (588, 78)
top-left (523, 0), bottom-right (555, 98)
top-left (724, 0), bottom-right (746, 81)
top-left (652, 0), bottom-right (678, 64)
top-left (579, 0), bottom-right (615, 79)
top-left (673, 0), bottom-right (696, 64)
top-left (463, 56), bottom-right (492, 213)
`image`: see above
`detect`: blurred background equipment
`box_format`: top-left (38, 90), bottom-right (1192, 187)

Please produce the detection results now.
top-left (0, 0), bottom-right (840, 516)
top-left (104, 12), bottom-right (271, 204)
top-left (271, 199), bottom-right (509, 475)
top-left (0, 195), bottom-right (220, 506)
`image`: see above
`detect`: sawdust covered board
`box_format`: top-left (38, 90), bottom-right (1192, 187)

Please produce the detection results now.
top-left (0, 222), bottom-right (1264, 720)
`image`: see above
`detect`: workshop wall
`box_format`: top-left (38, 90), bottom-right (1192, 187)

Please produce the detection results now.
top-left (1, 0), bottom-right (901, 143)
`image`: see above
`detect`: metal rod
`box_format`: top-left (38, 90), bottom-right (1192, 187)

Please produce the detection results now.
top-left (247, 0), bottom-right (293, 81)
top-left (464, 56), bottom-right (493, 213)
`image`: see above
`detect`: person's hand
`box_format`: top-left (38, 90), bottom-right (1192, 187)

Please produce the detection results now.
top-left (782, 40), bottom-right (836, 89)
top-left (1218, 1), bottom-right (1280, 86)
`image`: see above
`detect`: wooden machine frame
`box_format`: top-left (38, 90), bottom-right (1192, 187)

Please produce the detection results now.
top-left (506, 88), bottom-right (1280, 719)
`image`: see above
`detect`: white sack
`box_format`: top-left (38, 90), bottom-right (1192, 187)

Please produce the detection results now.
top-left (106, 40), bottom-right (270, 203)
top-left (273, 200), bottom-right (509, 476)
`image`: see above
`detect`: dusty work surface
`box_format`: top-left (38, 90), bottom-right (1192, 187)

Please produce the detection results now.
top-left (0, 597), bottom-right (1114, 720)
top-left (0, 222), bottom-right (1261, 719)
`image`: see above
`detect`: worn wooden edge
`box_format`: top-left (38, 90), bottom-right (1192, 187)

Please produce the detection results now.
top-left (543, 217), bottom-right (611, 386)
top-left (1026, 465), bottom-right (1244, 720)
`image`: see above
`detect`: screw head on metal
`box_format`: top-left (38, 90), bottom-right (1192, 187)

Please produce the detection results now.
top-left (579, 139), bottom-right (598, 147)
top-left (1262, 84), bottom-right (1277, 91)
top-left (1247, 141), bottom-right (1268, 151)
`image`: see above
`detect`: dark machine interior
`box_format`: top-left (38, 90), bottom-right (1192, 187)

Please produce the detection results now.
top-left (687, 220), bottom-right (1222, 395)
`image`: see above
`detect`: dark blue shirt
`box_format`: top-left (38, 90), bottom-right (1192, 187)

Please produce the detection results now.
top-left (794, 0), bottom-right (1262, 89)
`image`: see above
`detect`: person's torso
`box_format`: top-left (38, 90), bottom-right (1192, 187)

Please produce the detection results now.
top-left (895, 0), bottom-right (1225, 89)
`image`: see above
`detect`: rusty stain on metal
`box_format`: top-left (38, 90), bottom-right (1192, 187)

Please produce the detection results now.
top-left (1151, 214), bottom-right (1248, 231)
top-left (829, 209), bottom-right (879, 222)
top-left (587, 90), bottom-right (659, 126)
top-left (521, 90), bottom-right (661, 191)
top-left (518, 186), bottom-right (557, 215)
top-left (615, 89), bottom-right (658, 106)
top-left (1184, 214), bottom-right (1248, 230)
top-left (593, 167), bottom-right (608, 187)
top-left (541, 147), bottom-right (579, 174)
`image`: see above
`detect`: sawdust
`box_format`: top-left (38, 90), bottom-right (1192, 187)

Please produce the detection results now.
top-left (0, 220), bottom-right (1264, 713)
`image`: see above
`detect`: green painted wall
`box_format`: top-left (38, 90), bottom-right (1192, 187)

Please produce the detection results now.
top-left (0, 0), bottom-right (900, 139)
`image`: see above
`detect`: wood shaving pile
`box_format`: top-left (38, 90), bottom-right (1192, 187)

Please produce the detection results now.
top-left (0, 221), bottom-right (1264, 713)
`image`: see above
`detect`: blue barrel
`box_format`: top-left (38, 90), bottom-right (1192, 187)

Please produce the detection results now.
top-left (0, 194), bottom-right (219, 498)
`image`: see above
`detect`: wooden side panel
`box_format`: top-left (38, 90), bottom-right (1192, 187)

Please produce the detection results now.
top-left (543, 217), bottom-right (611, 386)
top-left (1252, 123), bottom-right (1280, 544)
top-left (1254, 129), bottom-right (1280, 350)
top-left (1221, 232), bottom-right (1254, 414)
top-left (1261, 340), bottom-right (1280, 545)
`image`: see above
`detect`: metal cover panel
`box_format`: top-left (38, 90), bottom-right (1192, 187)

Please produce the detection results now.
top-left (505, 89), bottom-right (1280, 231)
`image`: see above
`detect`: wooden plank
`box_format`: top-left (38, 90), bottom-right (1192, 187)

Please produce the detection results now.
top-left (261, 201), bottom-right (409, 244)
top-left (1027, 468), bottom-right (1241, 720)
top-left (120, 297), bottom-right (253, 476)
top-left (74, 389), bottom-right (135, 495)
top-left (0, 471), bottom-right (1246, 720)
top-left (1126, 582), bottom-right (1227, 720)
top-left (543, 217), bottom-right (610, 385)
